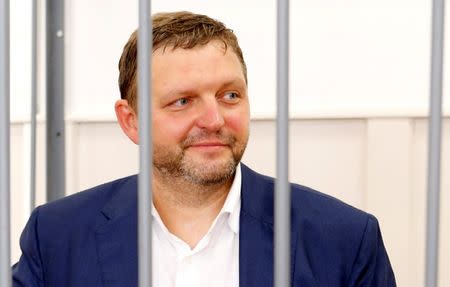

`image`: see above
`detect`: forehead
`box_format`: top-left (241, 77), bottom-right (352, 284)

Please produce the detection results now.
top-left (151, 41), bottom-right (246, 92)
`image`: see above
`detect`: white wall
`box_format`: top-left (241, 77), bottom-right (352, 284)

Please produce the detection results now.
top-left (10, 0), bottom-right (32, 120)
top-left (12, 0), bottom-right (450, 121)
top-left (62, 0), bottom-right (450, 121)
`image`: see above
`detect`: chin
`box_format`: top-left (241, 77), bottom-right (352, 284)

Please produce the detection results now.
top-left (180, 157), bottom-right (238, 186)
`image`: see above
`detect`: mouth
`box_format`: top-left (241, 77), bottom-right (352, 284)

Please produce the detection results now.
top-left (185, 141), bottom-right (231, 153)
top-left (189, 141), bottom-right (228, 147)
top-left (182, 134), bottom-right (235, 152)
top-left (188, 142), bottom-right (228, 149)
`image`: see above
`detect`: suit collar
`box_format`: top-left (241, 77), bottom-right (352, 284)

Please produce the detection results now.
top-left (240, 163), bottom-right (278, 226)
top-left (99, 175), bottom-right (138, 222)
top-left (239, 163), bottom-right (297, 287)
top-left (95, 175), bottom-right (138, 287)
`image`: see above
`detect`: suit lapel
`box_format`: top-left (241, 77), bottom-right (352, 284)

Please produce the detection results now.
top-left (95, 176), bottom-right (138, 287)
top-left (239, 209), bottom-right (274, 287)
top-left (239, 164), bottom-right (298, 287)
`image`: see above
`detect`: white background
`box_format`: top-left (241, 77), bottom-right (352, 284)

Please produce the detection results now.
top-left (11, 0), bottom-right (450, 121)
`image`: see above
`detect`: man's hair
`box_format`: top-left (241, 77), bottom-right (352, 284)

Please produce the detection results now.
top-left (118, 11), bottom-right (248, 111)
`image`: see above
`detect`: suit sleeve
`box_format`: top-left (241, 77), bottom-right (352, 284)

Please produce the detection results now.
top-left (346, 215), bottom-right (396, 287)
top-left (12, 207), bottom-right (45, 287)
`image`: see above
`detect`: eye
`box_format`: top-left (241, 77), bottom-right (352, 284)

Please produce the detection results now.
top-left (222, 92), bottom-right (240, 102)
top-left (172, 98), bottom-right (190, 107)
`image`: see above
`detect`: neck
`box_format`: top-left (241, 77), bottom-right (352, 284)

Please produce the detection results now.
top-left (152, 170), bottom-right (234, 248)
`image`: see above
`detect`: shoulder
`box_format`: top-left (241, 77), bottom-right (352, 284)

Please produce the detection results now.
top-left (14, 176), bottom-right (138, 284)
top-left (31, 175), bottom-right (137, 237)
top-left (240, 163), bottom-right (373, 236)
top-left (38, 175), bottom-right (136, 217)
top-left (290, 181), bottom-right (370, 229)
top-left (240, 164), bottom-right (392, 280)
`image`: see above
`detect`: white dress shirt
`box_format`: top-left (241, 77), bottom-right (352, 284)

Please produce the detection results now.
top-left (151, 164), bottom-right (241, 287)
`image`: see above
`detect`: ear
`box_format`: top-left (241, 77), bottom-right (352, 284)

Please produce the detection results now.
top-left (115, 99), bottom-right (139, 144)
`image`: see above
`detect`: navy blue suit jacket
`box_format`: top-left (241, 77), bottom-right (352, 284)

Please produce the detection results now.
top-left (12, 164), bottom-right (396, 286)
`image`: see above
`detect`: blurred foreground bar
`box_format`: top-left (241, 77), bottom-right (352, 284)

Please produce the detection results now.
top-left (137, 0), bottom-right (152, 287)
top-left (425, 0), bottom-right (445, 286)
top-left (275, 0), bottom-right (290, 287)
top-left (0, 0), bottom-right (11, 286)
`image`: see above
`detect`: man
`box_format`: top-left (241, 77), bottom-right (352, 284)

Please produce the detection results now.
top-left (12, 11), bottom-right (396, 286)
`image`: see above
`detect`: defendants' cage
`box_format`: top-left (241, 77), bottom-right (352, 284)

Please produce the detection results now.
top-left (0, 0), bottom-right (445, 286)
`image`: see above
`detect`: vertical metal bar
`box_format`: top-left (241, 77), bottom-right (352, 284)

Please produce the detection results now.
top-left (30, 0), bottom-right (38, 211)
top-left (0, 0), bottom-right (11, 286)
top-left (275, 0), bottom-right (290, 287)
top-left (425, 0), bottom-right (445, 286)
top-left (138, 1), bottom-right (152, 287)
top-left (46, 0), bottom-right (65, 202)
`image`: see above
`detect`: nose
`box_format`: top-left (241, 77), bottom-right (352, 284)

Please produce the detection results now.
top-left (195, 98), bottom-right (225, 131)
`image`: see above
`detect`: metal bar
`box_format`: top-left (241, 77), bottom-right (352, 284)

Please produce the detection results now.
top-left (137, 1), bottom-right (152, 287)
top-left (275, 0), bottom-right (290, 287)
top-left (46, 0), bottom-right (65, 202)
top-left (0, 0), bottom-right (11, 285)
top-left (30, 0), bottom-right (38, 211)
top-left (425, 0), bottom-right (445, 286)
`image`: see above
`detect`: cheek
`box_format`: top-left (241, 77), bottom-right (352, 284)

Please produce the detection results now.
top-left (152, 113), bottom-right (194, 142)
top-left (225, 111), bottom-right (249, 139)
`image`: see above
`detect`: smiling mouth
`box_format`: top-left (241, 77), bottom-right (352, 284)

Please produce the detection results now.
top-left (188, 143), bottom-right (228, 149)
top-left (182, 134), bottom-right (235, 150)
top-left (186, 142), bottom-right (230, 152)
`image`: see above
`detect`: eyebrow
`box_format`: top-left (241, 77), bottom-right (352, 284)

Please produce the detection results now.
top-left (220, 78), bottom-right (247, 90)
top-left (164, 77), bottom-right (247, 99)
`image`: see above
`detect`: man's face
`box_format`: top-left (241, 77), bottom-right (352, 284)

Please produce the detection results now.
top-left (151, 41), bottom-right (250, 185)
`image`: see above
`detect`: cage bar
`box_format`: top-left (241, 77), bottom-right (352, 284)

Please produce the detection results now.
top-left (30, 0), bottom-right (38, 212)
top-left (137, 1), bottom-right (152, 287)
top-left (46, 0), bottom-right (65, 202)
top-left (425, 0), bottom-right (445, 286)
top-left (275, 0), bottom-right (291, 287)
top-left (0, 0), bottom-right (11, 286)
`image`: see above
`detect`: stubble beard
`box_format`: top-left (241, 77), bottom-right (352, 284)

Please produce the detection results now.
top-left (153, 130), bottom-right (248, 186)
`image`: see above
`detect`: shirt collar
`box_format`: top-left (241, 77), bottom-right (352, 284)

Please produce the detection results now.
top-left (221, 163), bottom-right (241, 234)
